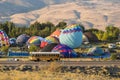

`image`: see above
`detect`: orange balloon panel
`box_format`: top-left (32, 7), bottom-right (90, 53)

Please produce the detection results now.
top-left (50, 29), bottom-right (61, 38)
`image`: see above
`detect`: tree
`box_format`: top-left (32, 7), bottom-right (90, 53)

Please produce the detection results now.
top-left (85, 28), bottom-right (99, 33)
top-left (102, 32), bottom-right (108, 41)
top-left (105, 25), bottom-right (120, 41)
top-left (30, 21), bottom-right (41, 30)
top-left (40, 27), bottom-right (50, 37)
top-left (56, 21), bottom-right (67, 29)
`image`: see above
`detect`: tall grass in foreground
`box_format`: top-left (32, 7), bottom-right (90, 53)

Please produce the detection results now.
top-left (0, 71), bottom-right (119, 80)
top-left (0, 62), bottom-right (120, 80)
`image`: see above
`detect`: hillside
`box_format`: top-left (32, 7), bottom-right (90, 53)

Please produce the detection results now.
top-left (0, 0), bottom-right (120, 30)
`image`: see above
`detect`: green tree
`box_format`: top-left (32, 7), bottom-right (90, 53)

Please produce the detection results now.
top-left (40, 27), bottom-right (50, 37)
top-left (102, 32), bottom-right (108, 41)
top-left (56, 21), bottom-right (67, 29)
top-left (105, 25), bottom-right (120, 41)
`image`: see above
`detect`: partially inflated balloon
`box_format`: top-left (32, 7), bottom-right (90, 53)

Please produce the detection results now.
top-left (0, 30), bottom-right (9, 46)
top-left (41, 43), bottom-right (58, 52)
top-left (87, 47), bottom-right (104, 56)
top-left (52, 44), bottom-right (77, 58)
top-left (59, 24), bottom-right (83, 48)
top-left (27, 36), bottom-right (44, 46)
top-left (16, 34), bottom-right (30, 46)
top-left (45, 36), bottom-right (59, 43)
top-left (50, 29), bottom-right (61, 38)
top-left (40, 39), bottom-right (51, 48)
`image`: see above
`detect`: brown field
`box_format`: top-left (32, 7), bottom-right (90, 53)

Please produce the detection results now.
top-left (0, 71), bottom-right (119, 80)
top-left (0, 62), bottom-right (120, 80)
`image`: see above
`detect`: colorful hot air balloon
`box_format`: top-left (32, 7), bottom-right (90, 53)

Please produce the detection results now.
top-left (40, 39), bottom-right (51, 48)
top-left (0, 30), bottom-right (9, 46)
top-left (45, 36), bottom-right (59, 43)
top-left (16, 34), bottom-right (30, 46)
top-left (52, 44), bottom-right (77, 58)
top-left (59, 24), bottom-right (83, 49)
top-left (27, 36), bottom-right (44, 47)
top-left (50, 29), bottom-right (61, 38)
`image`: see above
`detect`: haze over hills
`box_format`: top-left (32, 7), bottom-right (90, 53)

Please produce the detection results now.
top-left (0, 0), bottom-right (120, 30)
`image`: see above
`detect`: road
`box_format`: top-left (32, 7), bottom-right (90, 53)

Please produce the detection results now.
top-left (0, 61), bottom-right (120, 66)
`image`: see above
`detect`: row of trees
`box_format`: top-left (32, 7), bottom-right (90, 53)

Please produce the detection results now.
top-left (0, 21), bottom-right (120, 41)
top-left (87, 25), bottom-right (120, 41)
top-left (0, 21), bottom-right (67, 38)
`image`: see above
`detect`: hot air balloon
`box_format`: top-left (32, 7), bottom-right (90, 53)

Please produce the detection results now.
top-left (87, 47), bottom-right (104, 56)
top-left (50, 29), bottom-right (61, 38)
top-left (0, 30), bottom-right (9, 46)
top-left (84, 32), bottom-right (99, 42)
top-left (87, 47), bottom-right (110, 58)
top-left (45, 36), bottom-right (59, 43)
top-left (59, 24), bottom-right (83, 49)
top-left (40, 39), bottom-right (51, 48)
top-left (41, 43), bottom-right (58, 52)
top-left (16, 34), bottom-right (30, 46)
top-left (27, 36), bottom-right (44, 47)
top-left (52, 44), bottom-right (77, 58)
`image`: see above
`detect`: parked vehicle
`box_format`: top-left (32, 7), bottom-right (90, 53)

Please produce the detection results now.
top-left (29, 52), bottom-right (60, 61)
top-left (108, 43), bottom-right (116, 49)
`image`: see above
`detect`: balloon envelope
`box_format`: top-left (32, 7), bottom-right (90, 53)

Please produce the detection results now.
top-left (16, 34), bottom-right (30, 46)
top-left (50, 29), bottom-right (61, 38)
top-left (59, 24), bottom-right (83, 48)
top-left (52, 44), bottom-right (77, 58)
top-left (87, 47), bottom-right (111, 58)
top-left (40, 39), bottom-right (51, 48)
top-left (45, 36), bottom-right (59, 43)
top-left (27, 36), bottom-right (44, 46)
top-left (87, 47), bottom-right (104, 56)
top-left (0, 30), bottom-right (9, 46)
top-left (41, 43), bottom-right (58, 52)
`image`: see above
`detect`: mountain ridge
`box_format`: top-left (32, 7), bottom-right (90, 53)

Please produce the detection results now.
top-left (0, 0), bottom-right (120, 30)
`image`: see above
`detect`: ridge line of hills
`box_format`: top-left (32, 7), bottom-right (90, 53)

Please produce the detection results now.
top-left (0, 0), bottom-right (120, 30)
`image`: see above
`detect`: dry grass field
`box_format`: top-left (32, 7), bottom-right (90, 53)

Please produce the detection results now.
top-left (0, 71), bottom-right (120, 80)
top-left (0, 62), bottom-right (120, 80)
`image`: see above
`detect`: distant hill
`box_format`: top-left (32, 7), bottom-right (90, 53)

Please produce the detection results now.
top-left (0, 0), bottom-right (120, 30)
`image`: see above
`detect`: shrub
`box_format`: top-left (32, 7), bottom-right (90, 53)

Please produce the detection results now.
top-left (110, 54), bottom-right (117, 60)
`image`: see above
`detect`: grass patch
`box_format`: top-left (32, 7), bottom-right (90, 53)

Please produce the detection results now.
top-left (0, 64), bottom-right (120, 80)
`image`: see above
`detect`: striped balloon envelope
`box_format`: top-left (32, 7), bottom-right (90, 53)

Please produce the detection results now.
top-left (59, 24), bottom-right (83, 49)
top-left (0, 30), bottom-right (9, 46)
top-left (27, 36), bottom-right (45, 47)
top-left (45, 36), bottom-right (59, 43)
top-left (52, 44), bottom-right (77, 58)
top-left (50, 29), bottom-right (61, 38)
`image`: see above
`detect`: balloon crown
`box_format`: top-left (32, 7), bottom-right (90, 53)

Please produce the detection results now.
top-left (63, 25), bottom-right (82, 34)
